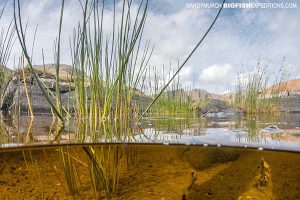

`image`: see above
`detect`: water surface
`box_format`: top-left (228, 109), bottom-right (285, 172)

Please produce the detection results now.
top-left (0, 112), bottom-right (300, 152)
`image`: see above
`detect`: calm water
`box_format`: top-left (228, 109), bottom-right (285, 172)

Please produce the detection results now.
top-left (0, 112), bottom-right (300, 152)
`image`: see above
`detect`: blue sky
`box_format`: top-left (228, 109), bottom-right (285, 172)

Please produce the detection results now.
top-left (1, 0), bottom-right (299, 93)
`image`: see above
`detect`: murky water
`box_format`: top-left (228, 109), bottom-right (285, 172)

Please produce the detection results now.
top-left (0, 145), bottom-right (300, 199)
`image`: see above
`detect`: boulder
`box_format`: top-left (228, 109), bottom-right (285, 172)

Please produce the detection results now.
top-left (1, 76), bottom-right (76, 113)
top-left (0, 64), bottom-right (77, 113)
top-left (196, 99), bottom-right (229, 117)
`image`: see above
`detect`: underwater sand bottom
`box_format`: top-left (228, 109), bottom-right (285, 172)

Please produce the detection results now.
top-left (0, 145), bottom-right (300, 199)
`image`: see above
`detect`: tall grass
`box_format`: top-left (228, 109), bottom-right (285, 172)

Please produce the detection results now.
top-left (235, 59), bottom-right (290, 114)
top-left (69, 0), bottom-right (151, 141)
top-left (144, 65), bottom-right (194, 117)
top-left (69, 1), bottom-right (150, 197)
top-left (68, 0), bottom-right (224, 190)
top-left (13, 0), bottom-right (65, 123)
top-left (13, 0), bottom-right (80, 196)
top-left (0, 1), bottom-right (15, 102)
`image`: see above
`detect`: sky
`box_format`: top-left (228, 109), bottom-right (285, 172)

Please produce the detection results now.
top-left (0, 0), bottom-right (299, 94)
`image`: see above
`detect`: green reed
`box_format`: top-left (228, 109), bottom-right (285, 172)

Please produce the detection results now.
top-left (145, 65), bottom-right (194, 117)
top-left (14, 0), bottom-right (67, 143)
top-left (235, 59), bottom-right (290, 114)
top-left (67, 0), bottom-right (223, 195)
top-left (13, 0), bottom-right (65, 123)
top-left (70, 0), bottom-right (150, 139)
top-left (59, 147), bottom-right (79, 195)
top-left (68, 0), bottom-right (150, 198)
top-left (0, 0), bottom-right (15, 102)
top-left (13, 0), bottom-right (80, 196)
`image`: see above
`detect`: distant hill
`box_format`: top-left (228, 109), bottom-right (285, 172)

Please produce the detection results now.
top-left (218, 78), bottom-right (300, 101)
top-left (285, 78), bottom-right (300, 92)
top-left (189, 89), bottom-right (222, 100)
top-left (160, 88), bottom-right (224, 102)
top-left (265, 78), bottom-right (300, 94)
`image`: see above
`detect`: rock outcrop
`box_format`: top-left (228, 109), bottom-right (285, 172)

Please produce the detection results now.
top-left (1, 65), bottom-right (76, 113)
top-left (280, 94), bottom-right (300, 113)
top-left (0, 64), bottom-right (152, 113)
top-left (277, 78), bottom-right (300, 113)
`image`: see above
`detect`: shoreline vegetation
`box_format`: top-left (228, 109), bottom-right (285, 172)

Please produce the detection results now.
top-left (0, 63), bottom-right (298, 117)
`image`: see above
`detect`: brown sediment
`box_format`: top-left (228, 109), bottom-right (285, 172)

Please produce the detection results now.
top-left (0, 145), bottom-right (300, 199)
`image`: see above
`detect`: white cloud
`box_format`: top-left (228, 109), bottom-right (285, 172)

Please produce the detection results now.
top-left (1, 0), bottom-right (299, 94)
top-left (199, 64), bottom-right (233, 83)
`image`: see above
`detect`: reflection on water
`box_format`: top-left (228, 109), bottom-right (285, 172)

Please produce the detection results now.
top-left (0, 112), bottom-right (300, 151)
top-left (0, 145), bottom-right (300, 199)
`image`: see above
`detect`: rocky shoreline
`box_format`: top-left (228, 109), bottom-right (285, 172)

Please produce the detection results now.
top-left (0, 65), bottom-right (299, 115)
top-left (0, 65), bottom-right (152, 114)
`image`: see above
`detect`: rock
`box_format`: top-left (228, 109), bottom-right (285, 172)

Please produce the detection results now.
top-left (262, 125), bottom-right (282, 132)
top-left (203, 108), bottom-right (242, 118)
top-left (0, 65), bottom-right (77, 113)
top-left (163, 88), bottom-right (223, 102)
top-left (0, 65), bottom-right (152, 113)
top-left (1, 77), bottom-right (18, 110)
top-left (38, 78), bottom-right (75, 93)
top-left (1, 77), bottom-right (76, 113)
top-left (18, 85), bottom-right (76, 113)
top-left (33, 64), bottom-right (73, 81)
top-left (196, 99), bottom-right (229, 117)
